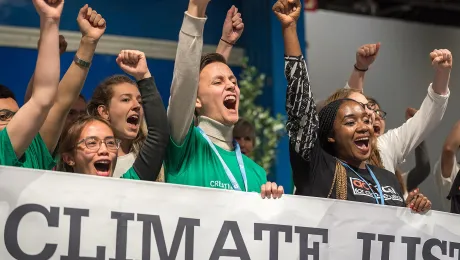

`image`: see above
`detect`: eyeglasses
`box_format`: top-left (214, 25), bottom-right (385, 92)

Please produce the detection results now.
top-left (356, 101), bottom-right (377, 111)
top-left (0, 109), bottom-right (16, 122)
top-left (375, 109), bottom-right (387, 120)
top-left (75, 136), bottom-right (121, 152)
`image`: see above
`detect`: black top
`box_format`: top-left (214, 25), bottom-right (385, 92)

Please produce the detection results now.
top-left (447, 169), bottom-right (460, 214)
top-left (133, 77), bottom-right (169, 181)
top-left (284, 55), bottom-right (405, 207)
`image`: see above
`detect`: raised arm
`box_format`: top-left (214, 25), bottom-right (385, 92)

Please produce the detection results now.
top-left (24, 35), bottom-right (67, 104)
top-left (346, 43), bottom-right (380, 91)
top-left (273, 0), bottom-right (318, 161)
top-left (380, 49), bottom-right (451, 169)
top-left (6, 0), bottom-right (63, 158)
top-left (40, 4), bottom-right (106, 153)
top-left (441, 121), bottom-right (460, 179)
top-left (117, 50), bottom-right (169, 181)
top-left (216, 5), bottom-right (244, 61)
top-left (167, 0), bottom-right (209, 145)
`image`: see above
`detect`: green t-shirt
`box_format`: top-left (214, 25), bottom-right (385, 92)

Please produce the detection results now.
top-left (0, 128), bottom-right (56, 170)
top-left (121, 167), bottom-right (140, 180)
top-left (165, 124), bottom-right (267, 192)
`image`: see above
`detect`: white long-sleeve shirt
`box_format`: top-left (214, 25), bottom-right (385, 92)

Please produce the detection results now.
top-left (434, 155), bottom-right (460, 212)
top-left (378, 84), bottom-right (449, 173)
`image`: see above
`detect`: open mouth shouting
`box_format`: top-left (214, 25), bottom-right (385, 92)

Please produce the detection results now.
top-left (354, 136), bottom-right (370, 154)
top-left (223, 95), bottom-right (237, 112)
top-left (94, 159), bottom-right (111, 177)
top-left (126, 114), bottom-right (140, 130)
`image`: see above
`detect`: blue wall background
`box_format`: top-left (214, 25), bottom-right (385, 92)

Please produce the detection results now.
top-left (0, 0), bottom-right (306, 192)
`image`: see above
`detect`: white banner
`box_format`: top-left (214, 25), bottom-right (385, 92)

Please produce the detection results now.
top-left (0, 166), bottom-right (459, 260)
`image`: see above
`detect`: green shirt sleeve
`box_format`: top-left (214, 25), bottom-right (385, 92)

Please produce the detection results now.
top-left (29, 133), bottom-right (56, 170)
top-left (121, 167), bottom-right (141, 180)
top-left (0, 128), bottom-right (19, 166)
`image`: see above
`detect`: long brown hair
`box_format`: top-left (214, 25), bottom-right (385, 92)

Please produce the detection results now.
top-left (86, 75), bottom-right (147, 156)
top-left (57, 115), bottom-right (115, 172)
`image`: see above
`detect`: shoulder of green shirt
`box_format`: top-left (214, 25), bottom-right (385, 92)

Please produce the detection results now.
top-left (121, 167), bottom-right (141, 180)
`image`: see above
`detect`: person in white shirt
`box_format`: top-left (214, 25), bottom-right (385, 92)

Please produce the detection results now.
top-left (434, 120), bottom-right (460, 212)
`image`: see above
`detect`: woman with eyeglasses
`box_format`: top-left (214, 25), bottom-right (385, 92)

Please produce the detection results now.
top-left (339, 43), bottom-right (450, 177)
top-left (57, 50), bottom-right (169, 180)
top-left (275, 0), bottom-right (431, 211)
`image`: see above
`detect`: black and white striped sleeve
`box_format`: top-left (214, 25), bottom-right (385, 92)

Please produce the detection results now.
top-left (284, 55), bottom-right (319, 162)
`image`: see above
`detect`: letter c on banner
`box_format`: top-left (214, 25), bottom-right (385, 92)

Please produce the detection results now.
top-left (4, 204), bottom-right (59, 260)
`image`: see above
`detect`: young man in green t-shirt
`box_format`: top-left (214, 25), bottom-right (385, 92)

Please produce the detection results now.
top-left (165, 0), bottom-right (283, 199)
top-left (0, 0), bottom-right (64, 170)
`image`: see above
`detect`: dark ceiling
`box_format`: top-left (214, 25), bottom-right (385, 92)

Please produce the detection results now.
top-left (318, 0), bottom-right (460, 27)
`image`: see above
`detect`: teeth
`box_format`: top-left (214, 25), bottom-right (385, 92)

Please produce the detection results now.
top-left (356, 137), bottom-right (369, 141)
top-left (96, 160), bottom-right (110, 164)
top-left (224, 96), bottom-right (236, 102)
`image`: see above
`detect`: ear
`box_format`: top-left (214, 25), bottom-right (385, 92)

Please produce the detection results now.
top-left (97, 105), bottom-right (110, 120)
top-left (327, 137), bottom-right (336, 143)
top-left (195, 97), bottom-right (202, 113)
top-left (62, 153), bottom-right (75, 167)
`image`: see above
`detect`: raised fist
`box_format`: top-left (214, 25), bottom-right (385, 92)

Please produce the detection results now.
top-left (221, 6), bottom-right (244, 45)
top-left (77, 4), bottom-right (107, 43)
top-left (32, 0), bottom-right (64, 21)
top-left (272, 0), bottom-right (302, 28)
top-left (37, 34), bottom-right (67, 55)
top-left (355, 43), bottom-right (380, 71)
top-left (405, 107), bottom-right (417, 120)
top-left (116, 50), bottom-right (150, 81)
top-left (430, 49), bottom-right (453, 71)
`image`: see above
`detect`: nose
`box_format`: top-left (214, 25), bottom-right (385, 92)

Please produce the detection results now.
top-left (356, 121), bottom-right (370, 133)
top-left (225, 81), bottom-right (236, 92)
top-left (97, 142), bottom-right (110, 156)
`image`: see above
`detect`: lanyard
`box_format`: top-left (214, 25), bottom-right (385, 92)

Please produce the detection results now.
top-left (197, 128), bottom-right (248, 192)
top-left (340, 161), bottom-right (385, 205)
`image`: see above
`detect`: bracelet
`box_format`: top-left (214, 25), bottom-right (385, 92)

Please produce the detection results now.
top-left (354, 64), bottom-right (368, 72)
top-left (220, 38), bottom-right (234, 46)
top-left (73, 55), bottom-right (91, 68)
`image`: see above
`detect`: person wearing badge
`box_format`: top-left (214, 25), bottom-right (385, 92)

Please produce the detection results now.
top-left (274, 0), bottom-right (431, 211)
top-left (164, 0), bottom-right (283, 199)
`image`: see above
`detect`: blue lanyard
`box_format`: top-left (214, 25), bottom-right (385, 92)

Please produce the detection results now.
top-left (340, 161), bottom-right (385, 205)
top-left (197, 128), bottom-right (248, 192)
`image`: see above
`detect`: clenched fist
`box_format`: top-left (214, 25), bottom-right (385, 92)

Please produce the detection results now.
top-left (430, 49), bottom-right (453, 71)
top-left (33, 0), bottom-right (64, 21)
top-left (77, 4), bottom-right (107, 43)
top-left (355, 43), bottom-right (380, 71)
top-left (221, 6), bottom-right (244, 45)
top-left (272, 0), bottom-right (302, 28)
top-left (116, 50), bottom-right (151, 81)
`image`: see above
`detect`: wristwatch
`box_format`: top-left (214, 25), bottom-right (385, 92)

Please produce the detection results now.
top-left (73, 55), bottom-right (91, 68)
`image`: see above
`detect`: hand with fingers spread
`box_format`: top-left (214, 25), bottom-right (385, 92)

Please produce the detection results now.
top-left (355, 43), bottom-right (380, 71)
top-left (77, 4), bottom-right (107, 43)
top-left (33, 0), bottom-right (64, 21)
top-left (406, 188), bottom-right (432, 213)
top-left (116, 50), bottom-right (151, 81)
top-left (272, 0), bottom-right (302, 28)
top-left (261, 181), bottom-right (284, 199)
top-left (405, 107), bottom-right (418, 120)
top-left (430, 49), bottom-right (453, 71)
top-left (221, 5), bottom-right (244, 45)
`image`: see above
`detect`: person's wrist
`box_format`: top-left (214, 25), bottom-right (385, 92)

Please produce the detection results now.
top-left (354, 63), bottom-right (368, 72)
top-left (187, 2), bottom-right (208, 17)
top-left (220, 38), bottom-right (234, 46)
top-left (81, 35), bottom-right (99, 45)
top-left (40, 17), bottom-right (60, 26)
top-left (135, 71), bottom-right (151, 81)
